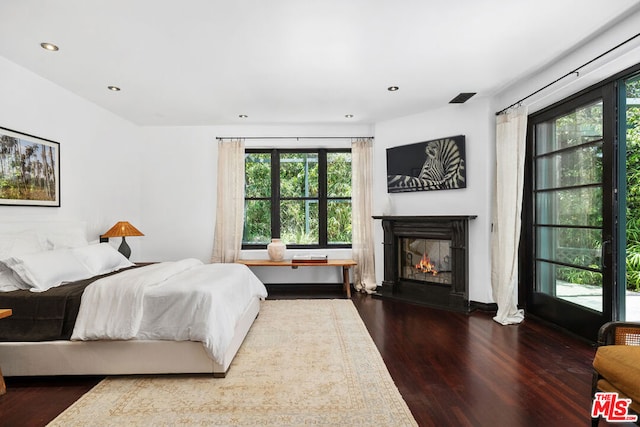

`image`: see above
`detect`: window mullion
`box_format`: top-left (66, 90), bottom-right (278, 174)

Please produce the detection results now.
top-left (271, 149), bottom-right (280, 239)
top-left (318, 149), bottom-right (327, 246)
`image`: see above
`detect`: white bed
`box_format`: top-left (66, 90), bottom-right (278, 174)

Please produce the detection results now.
top-left (0, 297), bottom-right (260, 377)
top-left (0, 220), bottom-right (266, 377)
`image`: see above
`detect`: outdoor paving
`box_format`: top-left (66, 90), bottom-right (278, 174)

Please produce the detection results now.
top-left (556, 282), bottom-right (640, 321)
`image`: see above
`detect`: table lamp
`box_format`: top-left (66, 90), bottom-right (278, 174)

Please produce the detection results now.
top-left (101, 221), bottom-right (144, 259)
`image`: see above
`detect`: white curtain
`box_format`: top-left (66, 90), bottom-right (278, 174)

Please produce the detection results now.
top-left (491, 106), bottom-right (528, 325)
top-left (211, 139), bottom-right (245, 263)
top-left (351, 138), bottom-right (377, 293)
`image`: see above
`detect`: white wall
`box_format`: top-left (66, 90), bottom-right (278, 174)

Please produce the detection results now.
top-left (0, 56), bottom-right (144, 257)
top-left (137, 126), bottom-right (217, 263)
top-left (373, 99), bottom-right (495, 303)
top-left (494, 8), bottom-right (640, 114)
top-left (138, 124), bottom-right (372, 284)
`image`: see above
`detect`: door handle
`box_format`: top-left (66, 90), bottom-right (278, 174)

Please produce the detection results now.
top-left (601, 240), bottom-right (611, 269)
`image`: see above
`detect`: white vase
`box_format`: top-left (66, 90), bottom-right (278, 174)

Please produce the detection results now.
top-left (267, 238), bottom-right (286, 261)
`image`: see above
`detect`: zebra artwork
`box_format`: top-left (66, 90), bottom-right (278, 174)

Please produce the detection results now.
top-left (386, 135), bottom-right (466, 193)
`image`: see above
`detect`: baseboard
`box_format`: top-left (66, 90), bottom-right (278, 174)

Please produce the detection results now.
top-left (371, 293), bottom-right (499, 314)
top-left (470, 301), bottom-right (498, 313)
top-left (371, 292), bottom-right (474, 314)
top-left (265, 283), bottom-right (344, 293)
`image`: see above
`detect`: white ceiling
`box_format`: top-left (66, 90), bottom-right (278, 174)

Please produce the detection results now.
top-left (0, 1), bottom-right (639, 126)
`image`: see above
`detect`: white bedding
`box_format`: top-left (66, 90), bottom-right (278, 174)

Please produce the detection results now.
top-left (71, 260), bottom-right (268, 363)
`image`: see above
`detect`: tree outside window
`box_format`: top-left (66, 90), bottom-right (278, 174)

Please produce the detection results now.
top-left (243, 149), bottom-right (351, 248)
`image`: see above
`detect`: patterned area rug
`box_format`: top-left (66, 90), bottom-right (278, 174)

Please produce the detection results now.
top-left (48, 299), bottom-right (417, 426)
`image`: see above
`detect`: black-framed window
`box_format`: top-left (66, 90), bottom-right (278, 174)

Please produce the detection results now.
top-left (243, 148), bottom-right (352, 249)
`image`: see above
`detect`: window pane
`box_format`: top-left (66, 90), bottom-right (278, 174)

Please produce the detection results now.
top-left (327, 152), bottom-right (352, 197)
top-left (536, 101), bottom-right (603, 155)
top-left (625, 74), bottom-right (640, 318)
top-left (280, 200), bottom-right (318, 244)
top-left (243, 200), bottom-right (271, 244)
top-left (536, 226), bottom-right (602, 269)
top-left (280, 153), bottom-right (318, 198)
top-left (243, 149), bottom-right (352, 248)
top-left (245, 153), bottom-right (271, 198)
top-left (536, 143), bottom-right (602, 190)
top-left (536, 261), bottom-right (602, 312)
top-left (536, 187), bottom-right (602, 227)
top-left (327, 200), bottom-right (351, 244)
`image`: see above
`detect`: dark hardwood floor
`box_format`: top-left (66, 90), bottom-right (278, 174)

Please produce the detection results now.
top-left (355, 294), bottom-right (601, 427)
top-left (0, 288), bottom-right (633, 426)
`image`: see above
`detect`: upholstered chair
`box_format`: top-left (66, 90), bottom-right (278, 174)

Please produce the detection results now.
top-left (591, 321), bottom-right (640, 426)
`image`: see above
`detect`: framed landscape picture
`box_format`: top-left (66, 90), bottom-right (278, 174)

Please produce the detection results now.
top-left (387, 135), bottom-right (466, 193)
top-left (0, 126), bottom-right (60, 206)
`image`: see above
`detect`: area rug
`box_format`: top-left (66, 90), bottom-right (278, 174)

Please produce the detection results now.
top-left (48, 299), bottom-right (417, 426)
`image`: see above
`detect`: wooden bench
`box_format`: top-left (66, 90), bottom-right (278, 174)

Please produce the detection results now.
top-left (0, 308), bottom-right (12, 396)
top-left (237, 259), bottom-right (357, 298)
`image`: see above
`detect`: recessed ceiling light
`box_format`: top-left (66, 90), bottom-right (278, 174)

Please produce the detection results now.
top-left (387, 86), bottom-right (399, 92)
top-left (239, 114), bottom-right (248, 118)
top-left (107, 86), bottom-right (121, 91)
top-left (345, 114), bottom-right (354, 118)
top-left (40, 42), bottom-right (59, 51)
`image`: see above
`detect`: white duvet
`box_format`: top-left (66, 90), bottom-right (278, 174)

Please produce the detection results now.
top-left (71, 259), bottom-right (268, 363)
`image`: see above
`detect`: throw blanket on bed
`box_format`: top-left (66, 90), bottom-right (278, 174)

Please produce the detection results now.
top-left (0, 266), bottom-right (141, 342)
top-left (71, 260), bottom-right (268, 363)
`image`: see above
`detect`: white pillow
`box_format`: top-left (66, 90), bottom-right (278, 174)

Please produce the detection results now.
top-left (44, 228), bottom-right (90, 249)
top-left (72, 243), bottom-right (134, 276)
top-left (0, 264), bottom-right (30, 292)
top-left (0, 231), bottom-right (47, 258)
top-left (0, 231), bottom-right (49, 291)
top-left (2, 249), bottom-right (92, 292)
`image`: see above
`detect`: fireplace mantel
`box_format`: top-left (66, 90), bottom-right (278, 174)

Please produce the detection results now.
top-left (373, 215), bottom-right (476, 312)
top-left (373, 215), bottom-right (477, 221)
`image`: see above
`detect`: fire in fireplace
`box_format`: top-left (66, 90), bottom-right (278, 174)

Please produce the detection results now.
top-left (399, 238), bottom-right (451, 285)
top-left (415, 253), bottom-right (438, 274)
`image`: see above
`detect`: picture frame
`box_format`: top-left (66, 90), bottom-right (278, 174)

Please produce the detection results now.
top-left (386, 135), bottom-right (466, 193)
top-left (0, 126), bottom-right (60, 207)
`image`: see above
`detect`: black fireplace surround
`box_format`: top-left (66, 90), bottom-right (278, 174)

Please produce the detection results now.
top-left (373, 215), bottom-right (476, 312)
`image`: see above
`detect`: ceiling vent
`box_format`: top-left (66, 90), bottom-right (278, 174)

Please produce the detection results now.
top-left (449, 92), bottom-right (476, 104)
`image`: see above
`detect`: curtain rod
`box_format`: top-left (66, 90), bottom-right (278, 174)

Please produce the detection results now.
top-left (495, 31), bottom-right (640, 116)
top-left (216, 136), bottom-right (373, 140)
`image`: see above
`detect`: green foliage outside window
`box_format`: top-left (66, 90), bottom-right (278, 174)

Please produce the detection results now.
top-left (539, 100), bottom-right (604, 287)
top-left (243, 150), bottom-right (352, 247)
top-left (244, 153), bottom-right (272, 244)
top-left (551, 76), bottom-right (640, 291)
top-left (326, 153), bottom-right (352, 244)
top-left (625, 76), bottom-right (640, 290)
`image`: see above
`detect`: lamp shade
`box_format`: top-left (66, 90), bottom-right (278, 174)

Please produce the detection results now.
top-left (101, 221), bottom-right (144, 238)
